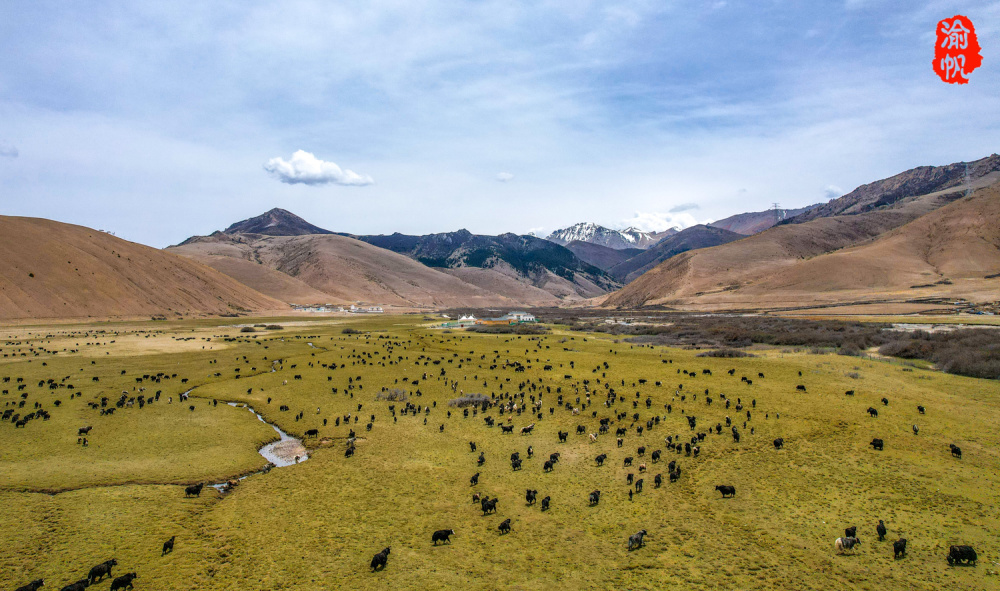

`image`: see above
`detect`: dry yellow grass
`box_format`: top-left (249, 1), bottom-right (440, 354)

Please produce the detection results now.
top-left (1, 316), bottom-right (998, 590)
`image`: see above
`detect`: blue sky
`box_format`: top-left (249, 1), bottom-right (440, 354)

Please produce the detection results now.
top-left (1, 1), bottom-right (998, 247)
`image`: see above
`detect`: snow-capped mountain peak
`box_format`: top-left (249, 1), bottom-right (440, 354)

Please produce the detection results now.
top-left (546, 223), bottom-right (673, 250)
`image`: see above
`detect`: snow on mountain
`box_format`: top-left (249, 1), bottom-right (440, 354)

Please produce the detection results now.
top-left (546, 223), bottom-right (675, 250)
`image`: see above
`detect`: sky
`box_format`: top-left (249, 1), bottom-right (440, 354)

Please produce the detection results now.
top-left (1, 1), bottom-right (999, 247)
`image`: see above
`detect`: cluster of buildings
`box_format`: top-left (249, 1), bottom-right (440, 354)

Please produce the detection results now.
top-left (292, 304), bottom-right (384, 314)
top-left (438, 311), bottom-right (537, 328)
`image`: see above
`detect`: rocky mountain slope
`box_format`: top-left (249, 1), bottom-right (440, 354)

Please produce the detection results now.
top-left (709, 204), bottom-right (819, 235)
top-left (563, 241), bottom-right (643, 271)
top-left (220, 208), bottom-right (333, 236)
top-left (352, 230), bottom-right (619, 299)
top-left (784, 154), bottom-right (1000, 224)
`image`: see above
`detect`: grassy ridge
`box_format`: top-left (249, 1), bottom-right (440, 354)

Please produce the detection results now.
top-left (1, 316), bottom-right (998, 590)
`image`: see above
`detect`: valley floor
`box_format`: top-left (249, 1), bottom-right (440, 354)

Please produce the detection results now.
top-left (1, 316), bottom-right (997, 590)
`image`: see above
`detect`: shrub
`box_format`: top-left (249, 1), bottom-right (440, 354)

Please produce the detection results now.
top-left (838, 344), bottom-right (862, 356)
top-left (448, 393), bottom-right (490, 407)
top-left (265, 325), bottom-right (284, 330)
top-left (878, 329), bottom-right (1000, 379)
top-left (531, 309), bottom-right (998, 381)
top-left (696, 348), bottom-right (755, 358)
top-left (240, 327), bottom-right (256, 333)
top-left (376, 388), bottom-right (409, 402)
top-left (342, 328), bottom-right (361, 335)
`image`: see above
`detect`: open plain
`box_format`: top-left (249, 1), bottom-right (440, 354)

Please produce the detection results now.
top-left (1, 315), bottom-right (998, 591)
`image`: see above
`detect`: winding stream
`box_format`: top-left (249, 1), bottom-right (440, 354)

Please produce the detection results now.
top-left (231, 402), bottom-right (309, 467)
top-left (195, 396), bottom-right (309, 492)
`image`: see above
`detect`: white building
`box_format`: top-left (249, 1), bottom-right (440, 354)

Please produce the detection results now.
top-left (506, 311), bottom-right (536, 322)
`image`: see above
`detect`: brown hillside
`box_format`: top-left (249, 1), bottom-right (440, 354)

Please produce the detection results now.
top-left (788, 153), bottom-right (1000, 224)
top-left (440, 267), bottom-right (560, 306)
top-left (606, 181), bottom-right (1000, 310)
top-left (0, 216), bottom-right (285, 320)
top-left (178, 252), bottom-right (335, 305)
top-left (168, 233), bottom-right (518, 308)
top-left (608, 225), bottom-right (745, 283)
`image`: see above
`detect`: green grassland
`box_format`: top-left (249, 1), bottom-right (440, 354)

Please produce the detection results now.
top-left (1, 315), bottom-right (998, 590)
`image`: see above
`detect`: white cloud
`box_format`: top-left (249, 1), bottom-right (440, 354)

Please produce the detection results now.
top-left (669, 202), bottom-right (700, 213)
top-left (525, 226), bottom-right (544, 237)
top-left (496, 171), bottom-right (514, 182)
top-left (263, 150), bottom-right (373, 186)
top-left (823, 184), bottom-right (844, 200)
top-left (620, 211), bottom-right (702, 233)
top-left (0, 142), bottom-right (18, 158)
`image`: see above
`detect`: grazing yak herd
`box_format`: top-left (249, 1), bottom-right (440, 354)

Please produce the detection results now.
top-left (3, 327), bottom-right (987, 589)
top-left (14, 557), bottom-right (141, 591)
top-left (345, 350), bottom-right (976, 574)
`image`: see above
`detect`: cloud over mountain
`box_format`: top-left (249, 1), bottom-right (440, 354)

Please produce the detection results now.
top-left (263, 150), bottom-right (374, 186)
top-left (823, 184), bottom-right (844, 200)
top-left (0, 142), bottom-right (18, 159)
top-left (621, 211), bottom-right (702, 233)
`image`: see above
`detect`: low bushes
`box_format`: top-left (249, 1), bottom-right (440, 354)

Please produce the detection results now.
top-left (376, 388), bottom-right (409, 402)
top-left (696, 348), bottom-right (755, 358)
top-left (878, 329), bottom-right (1000, 379)
top-left (448, 393), bottom-right (490, 407)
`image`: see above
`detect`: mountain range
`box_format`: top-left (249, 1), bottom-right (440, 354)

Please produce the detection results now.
top-left (546, 223), bottom-right (675, 250)
top-left (165, 213), bottom-right (623, 309)
top-left (347, 230), bottom-right (618, 297)
top-left (607, 154), bottom-right (1000, 312)
top-left (1, 154), bottom-right (997, 320)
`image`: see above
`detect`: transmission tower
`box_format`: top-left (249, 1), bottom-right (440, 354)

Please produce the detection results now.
top-left (964, 162), bottom-right (972, 197)
top-left (772, 202), bottom-right (781, 225)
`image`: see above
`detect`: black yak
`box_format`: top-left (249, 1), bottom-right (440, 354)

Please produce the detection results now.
top-left (628, 529), bottom-right (647, 550)
top-left (370, 546), bottom-right (391, 571)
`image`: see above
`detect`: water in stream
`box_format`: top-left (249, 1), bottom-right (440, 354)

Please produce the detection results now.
top-left (209, 403), bottom-right (308, 491)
